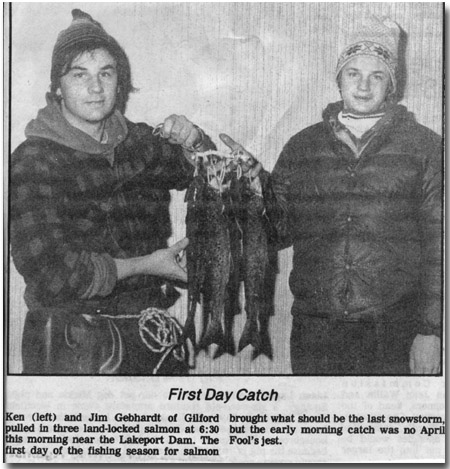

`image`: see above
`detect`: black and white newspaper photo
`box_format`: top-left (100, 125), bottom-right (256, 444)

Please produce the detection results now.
top-left (5, 2), bottom-right (444, 463)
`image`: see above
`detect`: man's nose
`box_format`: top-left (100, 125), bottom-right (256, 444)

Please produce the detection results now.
top-left (88, 76), bottom-right (103, 93)
top-left (357, 76), bottom-right (370, 92)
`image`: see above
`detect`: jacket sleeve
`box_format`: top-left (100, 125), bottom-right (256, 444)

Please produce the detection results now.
top-left (10, 142), bottom-right (117, 307)
top-left (267, 138), bottom-right (299, 250)
top-left (417, 131), bottom-right (443, 336)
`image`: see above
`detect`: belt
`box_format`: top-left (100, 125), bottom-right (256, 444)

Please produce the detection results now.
top-left (71, 282), bottom-right (183, 317)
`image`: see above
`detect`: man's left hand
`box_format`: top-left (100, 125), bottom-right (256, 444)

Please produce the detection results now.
top-left (160, 114), bottom-right (201, 150)
top-left (219, 133), bottom-right (262, 178)
top-left (409, 334), bottom-right (441, 374)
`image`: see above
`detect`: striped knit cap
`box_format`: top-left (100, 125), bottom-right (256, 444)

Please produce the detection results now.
top-left (51, 9), bottom-right (117, 80)
top-left (336, 16), bottom-right (400, 92)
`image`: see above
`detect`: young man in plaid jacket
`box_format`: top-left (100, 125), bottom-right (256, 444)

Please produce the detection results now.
top-left (11, 10), bottom-right (215, 374)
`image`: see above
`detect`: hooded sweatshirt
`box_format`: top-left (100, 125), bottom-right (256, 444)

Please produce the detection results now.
top-left (25, 93), bottom-right (128, 164)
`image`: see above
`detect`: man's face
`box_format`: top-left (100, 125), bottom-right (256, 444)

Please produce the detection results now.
top-left (340, 56), bottom-right (391, 114)
top-left (58, 48), bottom-right (118, 132)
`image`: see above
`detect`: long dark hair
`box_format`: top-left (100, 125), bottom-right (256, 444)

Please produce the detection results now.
top-left (50, 37), bottom-right (136, 113)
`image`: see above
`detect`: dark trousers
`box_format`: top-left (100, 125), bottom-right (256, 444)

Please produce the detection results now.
top-left (290, 314), bottom-right (417, 375)
top-left (22, 308), bottom-right (188, 375)
top-left (115, 316), bottom-right (188, 375)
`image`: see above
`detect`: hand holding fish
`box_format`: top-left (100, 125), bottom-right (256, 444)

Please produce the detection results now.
top-left (144, 237), bottom-right (188, 282)
top-left (154, 115), bottom-right (205, 152)
top-left (219, 133), bottom-right (262, 178)
top-left (115, 237), bottom-right (189, 283)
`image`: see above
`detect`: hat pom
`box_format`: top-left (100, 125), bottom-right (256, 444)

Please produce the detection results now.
top-left (71, 9), bottom-right (103, 28)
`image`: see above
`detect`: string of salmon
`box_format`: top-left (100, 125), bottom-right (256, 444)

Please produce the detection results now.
top-left (183, 149), bottom-right (276, 363)
top-left (151, 123), bottom-right (274, 363)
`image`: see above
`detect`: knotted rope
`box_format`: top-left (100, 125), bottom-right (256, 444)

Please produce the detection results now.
top-left (101, 307), bottom-right (186, 375)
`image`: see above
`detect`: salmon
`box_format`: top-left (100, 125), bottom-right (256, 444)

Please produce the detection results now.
top-left (183, 168), bottom-right (208, 350)
top-left (184, 153), bottom-right (275, 360)
top-left (196, 181), bottom-right (231, 350)
top-left (238, 172), bottom-right (275, 358)
top-left (214, 171), bottom-right (243, 358)
top-left (184, 155), bottom-right (231, 353)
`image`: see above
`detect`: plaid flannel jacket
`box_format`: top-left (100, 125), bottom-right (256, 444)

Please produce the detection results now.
top-left (11, 120), bottom-right (194, 309)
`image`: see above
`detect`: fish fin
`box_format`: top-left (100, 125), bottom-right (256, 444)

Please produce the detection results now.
top-left (215, 290), bottom-right (238, 359)
top-left (213, 336), bottom-right (236, 359)
top-left (214, 312), bottom-right (236, 358)
top-left (251, 300), bottom-right (273, 359)
top-left (198, 320), bottom-right (225, 350)
top-left (238, 318), bottom-right (261, 353)
top-left (251, 331), bottom-right (273, 360)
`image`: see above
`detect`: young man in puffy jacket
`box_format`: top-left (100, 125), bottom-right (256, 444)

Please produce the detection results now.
top-left (221, 17), bottom-right (442, 375)
top-left (10, 10), bottom-right (215, 374)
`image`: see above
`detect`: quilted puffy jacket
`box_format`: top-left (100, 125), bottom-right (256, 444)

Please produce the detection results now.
top-left (271, 102), bottom-right (442, 336)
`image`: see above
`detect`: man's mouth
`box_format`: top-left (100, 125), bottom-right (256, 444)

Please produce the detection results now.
top-left (354, 96), bottom-right (372, 102)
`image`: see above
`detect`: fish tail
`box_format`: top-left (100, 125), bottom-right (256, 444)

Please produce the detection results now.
top-left (198, 320), bottom-right (225, 350)
top-left (251, 330), bottom-right (273, 360)
top-left (214, 330), bottom-right (236, 358)
top-left (213, 341), bottom-right (236, 359)
top-left (250, 301), bottom-right (272, 359)
top-left (215, 296), bottom-right (238, 358)
top-left (238, 318), bottom-right (261, 353)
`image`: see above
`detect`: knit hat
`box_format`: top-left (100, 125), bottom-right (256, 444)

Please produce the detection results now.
top-left (50, 9), bottom-right (133, 112)
top-left (336, 16), bottom-right (400, 92)
top-left (51, 9), bottom-right (118, 80)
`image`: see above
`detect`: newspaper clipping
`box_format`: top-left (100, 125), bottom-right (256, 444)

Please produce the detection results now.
top-left (5, 2), bottom-right (444, 463)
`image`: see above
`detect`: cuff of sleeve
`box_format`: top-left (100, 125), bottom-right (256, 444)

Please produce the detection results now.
top-left (81, 253), bottom-right (118, 299)
top-left (193, 130), bottom-right (216, 152)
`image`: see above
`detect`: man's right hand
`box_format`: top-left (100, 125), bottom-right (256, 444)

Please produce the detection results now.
top-left (409, 333), bottom-right (441, 374)
top-left (160, 115), bottom-right (202, 151)
top-left (114, 238), bottom-right (189, 283)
